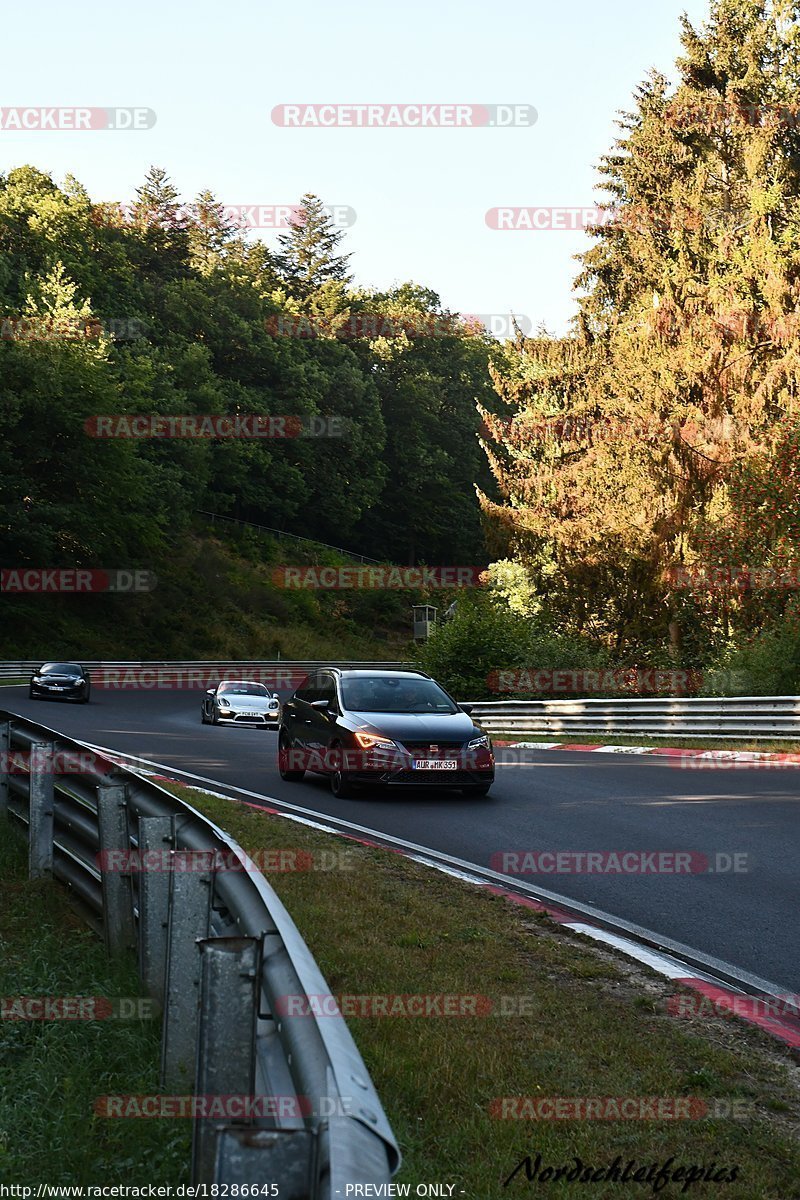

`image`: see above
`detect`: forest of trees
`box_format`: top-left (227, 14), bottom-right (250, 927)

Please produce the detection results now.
top-left (0, 172), bottom-right (496, 578)
top-left (473, 0), bottom-right (800, 690)
top-left (5, 0), bottom-right (800, 690)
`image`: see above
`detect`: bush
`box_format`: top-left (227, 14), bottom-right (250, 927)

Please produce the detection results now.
top-left (706, 600), bottom-right (800, 695)
top-left (412, 591), bottom-right (530, 698)
top-left (412, 590), bottom-right (611, 700)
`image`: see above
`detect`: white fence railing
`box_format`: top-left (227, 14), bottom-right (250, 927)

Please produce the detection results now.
top-left (468, 697), bottom-right (800, 740)
top-left (0, 660), bottom-right (409, 682)
top-left (5, 664), bottom-right (798, 739)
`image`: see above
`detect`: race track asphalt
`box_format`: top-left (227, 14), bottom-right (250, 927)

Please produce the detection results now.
top-left (3, 684), bottom-right (799, 993)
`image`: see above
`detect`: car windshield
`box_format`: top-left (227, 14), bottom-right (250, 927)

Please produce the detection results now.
top-left (341, 676), bottom-right (458, 714)
top-left (219, 682), bottom-right (268, 696)
top-left (40, 663), bottom-right (81, 675)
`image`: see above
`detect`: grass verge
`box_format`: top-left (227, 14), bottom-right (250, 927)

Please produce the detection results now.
top-left (162, 782), bottom-right (800, 1199)
top-left (0, 829), bottom-right (190, 1184)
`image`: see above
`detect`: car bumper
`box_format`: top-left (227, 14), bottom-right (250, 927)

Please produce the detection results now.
top-left (30, 683), bottom-right (87, 699)
top-left (350, 767), bottom-right (495, 787)
top-left (217, 710), bottom-right (281, 725)
top-left (283, 742), bottom-right (494, 785)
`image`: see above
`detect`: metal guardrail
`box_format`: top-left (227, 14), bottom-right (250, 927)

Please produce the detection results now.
top-left (0, 660), bottom-right (410, 682)
top-left (468, 696), bottom-right (800, 740)
top-left (0, 710), bottom-right (400, 1191)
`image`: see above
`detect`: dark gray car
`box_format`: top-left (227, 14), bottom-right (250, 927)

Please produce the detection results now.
top-left (278, 668), bottom-right (494, 798)
top-left (29, 662), bottom-right (91, 703)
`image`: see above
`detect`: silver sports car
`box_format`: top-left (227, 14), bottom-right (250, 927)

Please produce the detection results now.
top-left (201, 680), bottom-right (281, 728)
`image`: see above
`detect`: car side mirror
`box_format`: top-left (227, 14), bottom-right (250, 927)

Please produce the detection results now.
top-left (206, 689), bottom-right (215, 695)
top-left (310, 698), bottom-right (333, 711)
top-left (459, 703), bottom-right (474, 714)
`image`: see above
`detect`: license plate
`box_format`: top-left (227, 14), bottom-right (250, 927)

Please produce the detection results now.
top-left (241, 712), bottom-right (261, 718)
top-left (413, 759), bottom-right (458, 770)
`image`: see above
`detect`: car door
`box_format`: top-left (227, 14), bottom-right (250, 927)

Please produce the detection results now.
top-left (306, 674), bottom-right (339, 766)
top-left (282, 673), bottom-right (318, 750)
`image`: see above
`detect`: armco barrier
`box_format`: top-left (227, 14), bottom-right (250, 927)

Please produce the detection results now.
top-left (4, 665), bottom-right (799, 738)
top-left (467, 696), bottom-right (800, 740)
top-left (0, 710), bottom-right (400, 1191)
top-left (0, 660), bottom-right (409, 682)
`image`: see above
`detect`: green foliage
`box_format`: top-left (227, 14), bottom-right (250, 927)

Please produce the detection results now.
top-left (276, 194), bottom-right (353, 297)
top-left (708, 596), bottom-right (800, 693)
top-left (0, 167), bottom-right (492, 633)
top-left (479, 0), bottom-right (800, 674)
top-left (413, 589), bottom-right (611, 699)
top-left (413, 590), bottom-right (530, 697)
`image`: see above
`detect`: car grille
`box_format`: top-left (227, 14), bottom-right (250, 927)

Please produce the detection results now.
top-left (400, 741), bottom-right (466, 756)
top-left (389, 768), bottom-right (473, 784)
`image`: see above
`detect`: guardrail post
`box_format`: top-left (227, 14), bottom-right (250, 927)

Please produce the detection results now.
top-left (137, 815), bottom-right (173, 1006)
top-left (160, 845), bottom-right (216, 1089)
top-left (212, 1128), bottom-right (315, 1191)
top-left (97, 780), bottom-right (137, 955)
top-left (28, 741), bottom-right (55, 878)
top-left (0, 721), bottom-right (10, 821)
top-left (191, 937), bottom-right (260, 1183)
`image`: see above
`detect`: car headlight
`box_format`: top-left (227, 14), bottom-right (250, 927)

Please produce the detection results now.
top-left (467, 734), bottom-right (490, 750)
top-left (354, 731), bottom-right (397, 751)
top-left (218, 698), bottom-right (231, 707)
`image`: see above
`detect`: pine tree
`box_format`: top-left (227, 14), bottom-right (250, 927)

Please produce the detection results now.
top-left (188, 189), bottom-right (243, 273)
top-left (276, 194), bottom-right (353, 299)
top-left (129, 166), bottom-right (190, 276)
top-left (481, 0), bottom-right (800, 658)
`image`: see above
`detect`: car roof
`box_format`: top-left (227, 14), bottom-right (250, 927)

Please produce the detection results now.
top-left (218, 679), bottom-right (269, 685)
top-left (324, 669), bottom-right (430, 679)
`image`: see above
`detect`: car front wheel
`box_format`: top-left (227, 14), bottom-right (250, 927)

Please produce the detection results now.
top-left (278, 732), bottom-right (305, 782)
top-left (329, 745), bottom-right (358, 798)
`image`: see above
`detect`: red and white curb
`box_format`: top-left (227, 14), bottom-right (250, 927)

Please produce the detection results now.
top-left (85, 742), bottom-right (800, 1055)
top-left (495, 740), bottom-right (800, 766)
